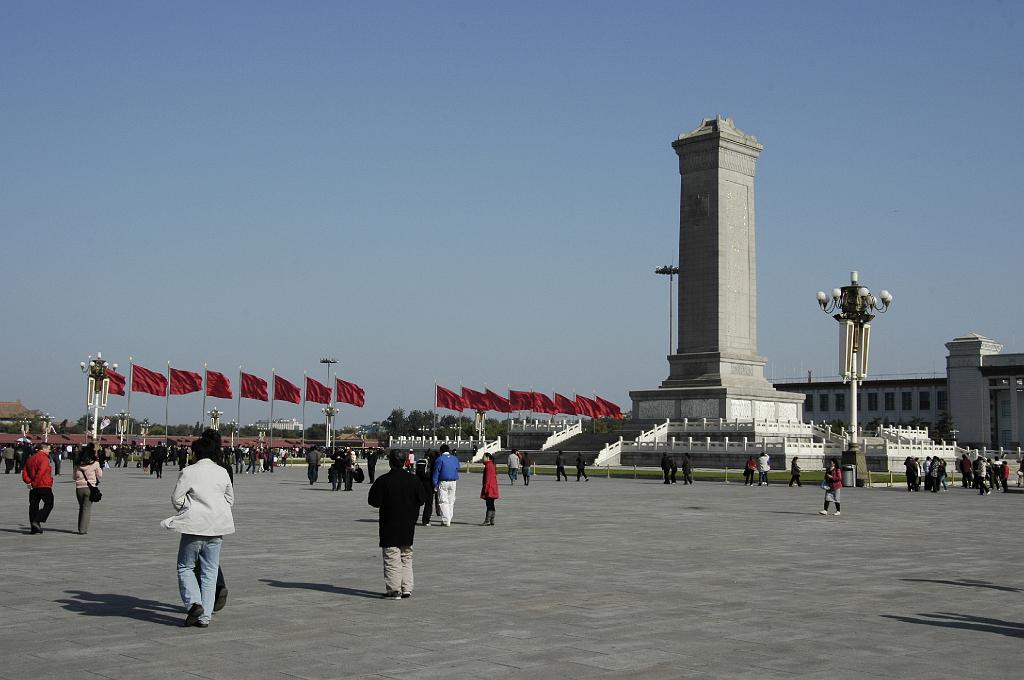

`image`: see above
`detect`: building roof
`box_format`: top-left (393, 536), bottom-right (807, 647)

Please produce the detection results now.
top-left (0, 401), bottom-right (33, 419)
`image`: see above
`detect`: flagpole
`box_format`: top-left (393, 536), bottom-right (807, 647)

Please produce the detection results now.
top-left (301, 371), bottom-right (307, 450)
top-left (433, 382), bottom-right (437, 438)
top-left (269, 369), bottom-right (275, 450)
top-left (165, 362), bottom-right (171, 445)
top-left (126, 357), bottom-right (134, 438)
top-left (202, 363), bottom-right (208, 430)
top-left (236, 366), bottom-right (242, 445)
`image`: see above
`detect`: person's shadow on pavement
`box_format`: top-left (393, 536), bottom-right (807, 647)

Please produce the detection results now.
top-left (260, 579), bottom-right (382, 599)
top-left (55, 590), bottom-right (183, 626)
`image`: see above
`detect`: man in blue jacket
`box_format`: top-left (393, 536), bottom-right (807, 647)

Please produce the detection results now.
top-left (431, 444), bottom-right (460, 527)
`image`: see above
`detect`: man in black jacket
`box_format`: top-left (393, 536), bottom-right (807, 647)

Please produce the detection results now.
top-left (555, 450), bottom-right (568, 481)
top-left (368, 450), bottom-right (425, 599)
top-left (305, 447), bottom-right (320, 485)
top-left (414, 451), bottom-right (435, 526)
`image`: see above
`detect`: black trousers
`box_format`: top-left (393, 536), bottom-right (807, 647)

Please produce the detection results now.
top-left (682, 470), bottom-right (693, 484)
top-left (556, 465), bottom-right (567, 481)
top-left (343, 468), bottom-right (354, 490)
top-left (663, 469), bottom-right (671, 484)
top-left (485, 498), bottom-right (495, 511)
top-left (789, 473), bottom-right (801, 487)
top-left (422, 487), bottom-right (434, 525)
top-left (4, 458), bottom-right (13, 473)
top-left (307, 464), bottom-right (319, 484)
top-left (367, 463), bottom-right (376, 482)
top-left (576, 467), bottom-right (588, 480)
top-left (29, 488), bottom-right (54, 526)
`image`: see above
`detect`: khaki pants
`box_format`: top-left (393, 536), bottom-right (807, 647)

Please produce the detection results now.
top-left (437, 480), bottom-right (457, 526)
top-left (76, 487), bottom-right (93, 534)
top-left (382, 546), bottom-right (413, 595)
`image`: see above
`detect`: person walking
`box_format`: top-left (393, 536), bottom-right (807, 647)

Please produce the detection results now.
top-left (959, 453), bottom-right (973, 488)
top-left (480, 451), bottom-right (500, 525)
top-left (507, 449), bottom-right (520, 485)
top-left (305, 447), bottom-right (320, 485)
top-left (555, 450), bottom-right (568, 481)
top-left (3, 444), bottom-right (15, 474)
top-left (680, 452), bottom-right (693, 485)
top-left (343, 449), bottom-right (357, 491)
top-left (660, 452), bottom-right (672, 485)
top-left (23, 444), bottom-right (54, 534)
top-left (743, 455), bottom-right (756, 486)
top-left (904, 457), bottom-right (917, 492)
top-left (368, 450), bottom-right (426, 599)
top-left (414, 451), bottom-right (435, 526)
top-left (1000, 460), bottom-right (1010, 492)
top-left (73, 444), bottom-right (102, 535)
top-left (789, 457), bottom-right (802, 487)
top-left (161, 436), bottom-right (235, 628)
top-left (50, 445), bottom-right (64, 476)
top-left (521, 451), bottom-right (533, 486)
top-left (431, 444), bottom-right (460, 526)
top-left (974, 456), bottom-right (989, 495)
top-left (366, 447), bottom-right (381, 482)
top-left (575, 453), bottom-right (589, 481)
top-left (757, 452), bottom-right (770, 486)
top-left (329, 449), bottom-right (345, 491)
top-left (819, 458), bottom-right (842, 516)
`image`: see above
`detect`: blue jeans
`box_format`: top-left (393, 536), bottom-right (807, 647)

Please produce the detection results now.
top-left (176, 534), bottom-right (222, 624)
top-left (508, 469), bottom-right (518, 483)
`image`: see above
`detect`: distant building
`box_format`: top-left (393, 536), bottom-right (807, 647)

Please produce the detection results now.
top-left (0, 400), bottom-right (35, 422)
top-left (253, 418), bottom-right (304, 432)
top-left (773, 333), bottom-right (1023, 451)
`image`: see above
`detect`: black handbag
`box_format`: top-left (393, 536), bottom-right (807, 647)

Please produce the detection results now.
top-left (87, 482), bottom-right (102, 503)
top-left (354, 466), bottom-right (365, 483)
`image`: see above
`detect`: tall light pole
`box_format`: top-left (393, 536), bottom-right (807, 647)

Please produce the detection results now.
top-left (319, 357), bottom-right (338, 449)
top-left (228, 420), bottom-right (238, 448)
top-left (115, 410), bottom-right (129, 444)
top-left (817, 271), bottom-right (892, 486)
top-left (322, 406), bottom-right (338, 451)
top-left (208, 408), bottom-right (223, 431)
top-left (40, 413), bottom-right (53, 443)
top-left (655, 265), bottom-right (680, 355)
top-left (19, 418), bottom-right (31, 438)
top-left (80, 353), bottom-right (116, 444)
top-left (140, 419), bottom-right (151, 447)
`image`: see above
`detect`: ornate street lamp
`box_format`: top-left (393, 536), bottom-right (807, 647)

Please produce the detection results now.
top-left (256, 423), bottom-right (267, 449)
top-left (140, 418), bottom-right (151, 447)
top-left (322, 406), bottom-right (338, 451)
top-left (655, 265), bottom-right (680, 355)
top-left (115, 410), bottom-right (129, 444)
top-left (40, 412), bottom-right (53, 443)
top-left (19, 418), bottom-right (31, 438)
top-left (80, 353), bottom-right (117, 443)
top-left (817, 271), bottom-right (893, 485)
top-left (228, 420), bottom-right (238, 448)
top-left (208, 408), bottom-right (223, 431)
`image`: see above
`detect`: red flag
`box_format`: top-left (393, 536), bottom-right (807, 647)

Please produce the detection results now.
top-left (462, 387), bottom-right (491, 411)
top-left (486, 389), bottom-right (512, 413)
top-left (596, 396), bottom-right (625, 419)
top-left (305, 377), bottom-right (331, 404)
top-left (132, 364), bottom-right (168, 396)
top-left (575, 394), bottom-right (600, 418)
top-left (436, 385), bottom-right (465, 412)
top-left (240, 372), bottom-right (268, 401)
top-left (336, 379), bottom-right (365, 408)
top-left (107, 369), bottom-right (126, 396)
top-left (532, 391), bottom-right (557, 414)
top-left (553, 392), bottom-right (578, 415)
top-left (274, 375), bottom-right (301, 404)
top-left (206, 370), bottom-right (233, 399)
top-left (169, 368), bottom-right (203, 396)
top-left (509, 390), bottom-right (534, 411)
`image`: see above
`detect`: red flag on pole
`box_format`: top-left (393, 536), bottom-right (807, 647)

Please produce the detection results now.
top-left (305, 377), bottom-right (331, 404)
top-left (240, 372), bottom-right (268, 401)
top-left (206, 370), bottom-right (233, 399)
top-left (485, 389), bottom-right (512, 413)
top-left (461, 387), bottom-right (491, 411)
top-left (169, 368), bottom-right (203, 396)
top-left (436, 385), bottom-right (465, 412)
top-left (596, 396), bottom-right (625, 419)
top-left (509, 390), bottom-right (533, 411)
top-left (532, 391), bottom-right (557, 414)
top-left (575, 394), bottom-right (600, 418)
top-left (336, 379), bottom-right (365, 407)
top-left (132, 364), bottom-right (168, 396)
top-left (107, 369), bottom-right (126, 396)
top-left (553, 392), bottom-right (578, 415)
top-left (274, 375), bottom-right (301, 404)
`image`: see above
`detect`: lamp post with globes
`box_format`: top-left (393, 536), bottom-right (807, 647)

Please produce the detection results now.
top-left (816, 271), bottom-right (892, 486)
top-left (140, 419), bottom-right (151, 448)
top-left (322, 406), bottom-right (338, 451)
top-left (208, 408), bottom-right (223, 431)
top-left (19, 418), bottom-right (31, 439)
top-left (80, 353), bottom-right (117, 444)
top-left (115, 411), bottom-right (129, 445)
top-left (228, 420), bottom-right (238, 449)
top-left (40, 413), bottom-right (53, 443)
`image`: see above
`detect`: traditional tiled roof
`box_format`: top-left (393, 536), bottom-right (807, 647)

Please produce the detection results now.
top-left (0, 401), bottom-right (33, 419)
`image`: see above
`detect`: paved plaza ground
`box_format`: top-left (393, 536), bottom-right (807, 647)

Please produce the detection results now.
top-left (0, 464), bottom-right (1021, 679)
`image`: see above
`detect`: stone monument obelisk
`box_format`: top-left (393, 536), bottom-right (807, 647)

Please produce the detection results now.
top-left (630, 116), bottom-right (805, 422)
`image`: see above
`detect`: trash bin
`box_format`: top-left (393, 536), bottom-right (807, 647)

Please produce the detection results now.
top-left (841, 464), bottom-right (856, 487)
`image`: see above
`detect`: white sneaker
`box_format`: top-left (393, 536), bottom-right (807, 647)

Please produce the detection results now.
top-left (818, 510), bottom-right (827, 515)
top-left (834, 511), bottom-right (841, 516)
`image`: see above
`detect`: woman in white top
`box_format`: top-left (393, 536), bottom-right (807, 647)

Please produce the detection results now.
top-left (162, 436), bottom-right (234, 628)
top-left (73, 444), bottom-right (102, 535)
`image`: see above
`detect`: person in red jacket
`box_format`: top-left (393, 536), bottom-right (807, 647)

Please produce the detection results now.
top-left (480, 451), bottom-right (500, 526)
top-left (22, 444), bottom-right (55, 534)
top-left (819, 458), bottom-right (843, 517)
top-left (1000, 461), bottom-right (1011, 493)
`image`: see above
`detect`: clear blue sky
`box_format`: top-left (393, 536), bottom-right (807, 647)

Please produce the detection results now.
top-left (3, 1), bottom-right (1022, 426)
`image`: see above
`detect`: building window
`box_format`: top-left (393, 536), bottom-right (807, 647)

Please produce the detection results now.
top-left (937, 391), bottom-right (947, 411)
top-left (867, 393), bottom-right (878, 411)
top-left (835, 393), bottom-right (845, 411)
top-left (884, 392), bottom-right (895, 411)
top-left (902, 392), bottom-right (913, 410)
top-left (805, 394), bottom-right (813, 412)
top-left (919, 391), bottom-right (931, 410)
top-left (819, 393), bottom-right (829, 411)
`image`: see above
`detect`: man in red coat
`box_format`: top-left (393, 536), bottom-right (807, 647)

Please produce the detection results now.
top-left (22, 444), bottom-right (54, 534)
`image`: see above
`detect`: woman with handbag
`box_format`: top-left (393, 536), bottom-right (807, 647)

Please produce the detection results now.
top-left (480, 451), bottom-right (500, 525)
top-left (819, 459), bottom-right (842, 517)
top-left (73, 444), bottom-right (103, 535)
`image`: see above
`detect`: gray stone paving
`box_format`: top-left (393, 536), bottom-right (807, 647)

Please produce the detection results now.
top-left (0, 465), bottom-right (1021, 679)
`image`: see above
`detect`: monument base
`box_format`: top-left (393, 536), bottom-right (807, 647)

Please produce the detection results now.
top-left (629, 384), bottom-right (806, 422)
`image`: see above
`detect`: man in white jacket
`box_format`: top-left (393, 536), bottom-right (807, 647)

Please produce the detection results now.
top-left (162, 437), bottom-right (234, 628)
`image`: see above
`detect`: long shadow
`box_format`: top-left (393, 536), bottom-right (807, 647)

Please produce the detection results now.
top-left (260, 579), bottom-right (382, 599)
top-left (55, 590), bottom-right (183, 626)
top-left (899, 578), bottom-right (1022, 593)
top-left (881, 612), bottom-right (1024, 639)
top-left (0, 526), bottom-right (78, 535)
